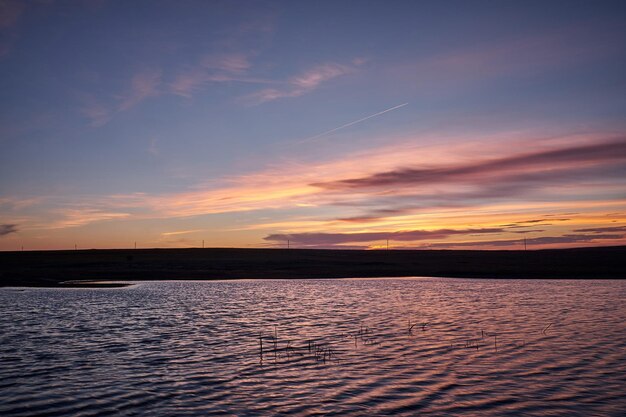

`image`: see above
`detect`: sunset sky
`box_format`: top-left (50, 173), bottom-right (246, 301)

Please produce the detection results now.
top-left (1, 0), bottom-right (625, 250)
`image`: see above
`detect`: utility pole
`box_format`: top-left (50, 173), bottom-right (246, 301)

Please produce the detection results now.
top-left (202, 239), bottom-right (205, 248)
top-left (287, 239), bottom-right (290, 249)
top-left (386, 239), bottom-right (389, 250)
top-left (134, 241), bottom-right (137, 249)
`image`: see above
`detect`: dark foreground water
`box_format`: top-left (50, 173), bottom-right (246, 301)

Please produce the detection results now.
top-left (1, 278), bottom-right (625, 416)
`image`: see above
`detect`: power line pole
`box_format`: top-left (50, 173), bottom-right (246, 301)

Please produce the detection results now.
top-left (202, 239), bottom-right (205, 248)
top-left (287, 239), bottom-right (290, 249)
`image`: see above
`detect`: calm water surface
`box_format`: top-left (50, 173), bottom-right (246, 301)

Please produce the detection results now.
top-left (1, 278), bottom-right (625, 416)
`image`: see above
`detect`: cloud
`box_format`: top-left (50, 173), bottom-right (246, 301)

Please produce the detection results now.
top-left (170, 53), bottom-right (265, 97)
top-left (49, 132), bottom-right (624, 226)
top-left (0, 223), bottom-right (17, 236)
top-left (79, 69), bottom-right (162, 126)
top-left (245, 60), bottom-right (363, 104)
top-left (0, 196), bottom-right (42, 211)
top-left (428, 233), bottom-right (626, 249)
top-left (202, 53), bottom-right (250, 73)
top-left (313, 139), bottom-right (626, 190)
top-left (79, 95), bottom-right (112, 127)
top-left (264, 227), bottom-right (504, 245)
top-left (118, 69), bottom-right (162, 111)
top-left (148, 138), bottom-right (159, 156)
top-left (17, 131), bottom-right (626, 242)
top-left (330, 162), bottom-right (624, 224)
top-left (573, 226), bottom-right (626, 234)
top-left (161, 229), bottom-right (203, 236)
top-left (291, 63), bottom-right (353, 89)
top-left (47, 209), bottom-right (130, 229)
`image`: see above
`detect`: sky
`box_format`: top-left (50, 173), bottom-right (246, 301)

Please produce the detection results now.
top-left (1, 0), bottom-right (626, 251)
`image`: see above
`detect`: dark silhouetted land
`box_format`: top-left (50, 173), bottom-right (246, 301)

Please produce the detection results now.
top-left (0, 246), bottom-right (624, 287)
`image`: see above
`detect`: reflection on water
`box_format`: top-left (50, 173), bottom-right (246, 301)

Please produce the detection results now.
top-left (1, 278), bottom-right (625, 416)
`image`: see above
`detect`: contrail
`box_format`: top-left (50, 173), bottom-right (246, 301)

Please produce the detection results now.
top-left (299, 102), bottom-right (409, 144)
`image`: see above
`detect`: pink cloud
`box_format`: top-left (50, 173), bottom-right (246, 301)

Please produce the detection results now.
top-left (244, 61), bottom-right (362, 104)
top-left (290, 63), bottom-right (353, 89)
top-left (313, 139), bottom-right (626, 190)
top-left (201, 53), bottom-right (250, 73)
top-left (265, 227), bottom-right (505, 245)
top-left (79, 94), bottom-right (112, 127)
top-left (426, 233), bottom-right (626, 249)
top-left (171, 53), bottom-right (262, 97)
top-left (79, 69), bottom-right (162, 126)
top-left (118, 69), bottom-right (162, 111)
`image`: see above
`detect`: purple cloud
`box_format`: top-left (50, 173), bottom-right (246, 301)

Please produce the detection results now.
top-left (265, 227), bottom-right (504, 245)
top-left (573, 226), bottom-right (626, 233)
top-left (313, 139), bottom-right (626, 190)
top-left (330, 162), bottom-right (621, 224)
top-left (428, 233), bottom-right (626, 248)
top-left (0, 223), bottom-right (17, 236)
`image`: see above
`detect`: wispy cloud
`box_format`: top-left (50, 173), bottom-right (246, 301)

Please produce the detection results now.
top-left (79, 69), bottom-right (162, 126)
top-left (0, 223), bottom-right (17, 236)
top-left (161, 229), bottom-right (203, 236)
top-left (427, 233), bottom-right (626, 249)
top-left (13, 131), bottom-right (626, 251)
top-left (269, 225), bottom-right (625, 249)
top-left (313, 139), bottom-right (626, 190)
top-left (118, 69), bottom-right (162, 111)
top-left (0, 196), bottom-right (42, 211)
top-left (291, 63), bottom-right (355, 89)
top-left (264, 227), bottom-right (504, 245)
top-left (148, 138), bottom-right (159, 156)
top-left (47, 209), bottom-right (130, 229)
top-left (573, 225), bottom-right (626, 234)
top-left (62, 133), bottom-right (626, 223)
top-left (170, 53), bottom-right (268, 97)
top-left (79, 94), bottom-right (112, 127)
top-left (245, 59), bottom-right (364, 104)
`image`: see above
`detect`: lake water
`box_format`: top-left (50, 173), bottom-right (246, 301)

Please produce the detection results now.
top-left (1, 278), bottom-right (625, 416)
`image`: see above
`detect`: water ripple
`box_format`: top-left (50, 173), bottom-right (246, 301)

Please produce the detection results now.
top-left (1, 278), bottom-right (625, 416)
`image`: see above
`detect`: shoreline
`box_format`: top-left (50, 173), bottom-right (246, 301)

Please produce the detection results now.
top-left (1, 245), bottom-right (625, 287)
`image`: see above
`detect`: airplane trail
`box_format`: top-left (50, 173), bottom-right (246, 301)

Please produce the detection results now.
top-left (299, 102), bottom-right (409, 144)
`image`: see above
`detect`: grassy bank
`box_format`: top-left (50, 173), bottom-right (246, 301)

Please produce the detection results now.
top-left (1, 246), bottom-right (624, 287)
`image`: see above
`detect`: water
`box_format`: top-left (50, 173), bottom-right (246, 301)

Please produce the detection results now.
top-left (1, 278), bottom-right (625, 416)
